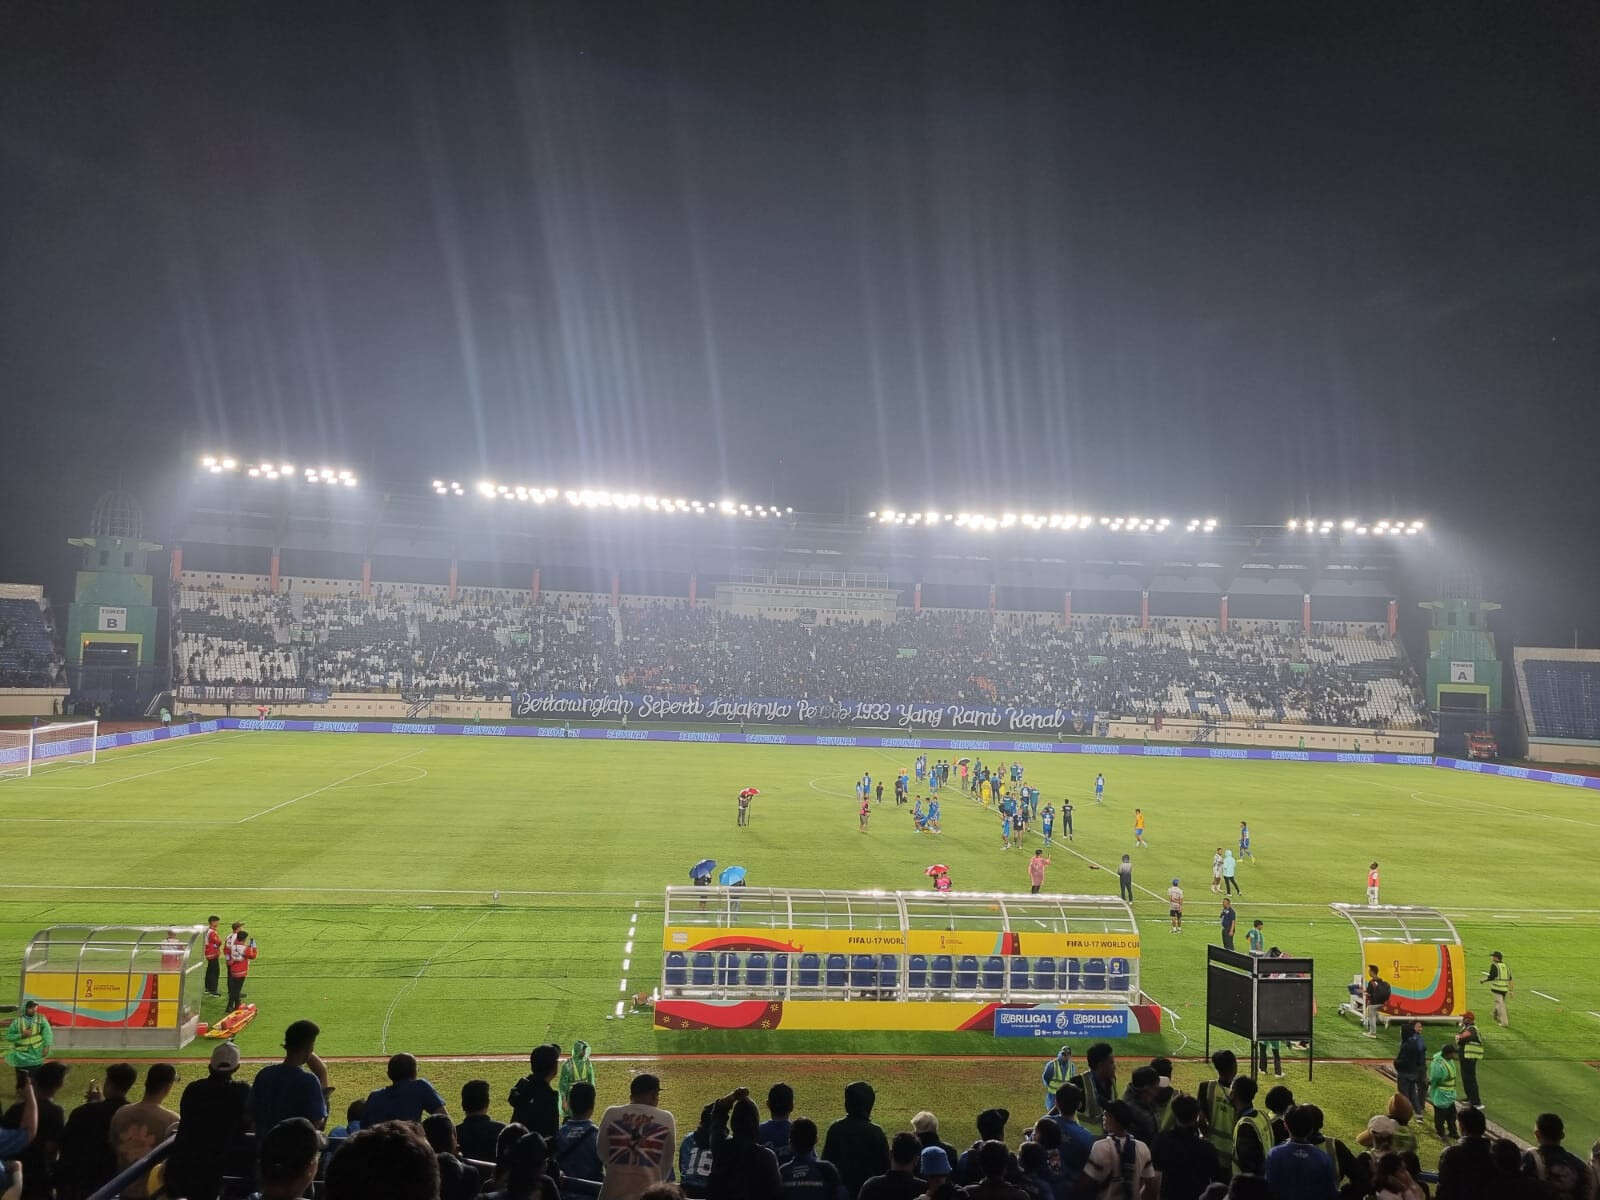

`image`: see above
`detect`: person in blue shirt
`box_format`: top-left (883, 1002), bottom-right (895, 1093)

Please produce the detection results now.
top-left (779, 1117), bottom-right (846, 1200)
top-left (926, 799), bottom-right (941, 832)
top-left (759, 1083), bottom-right (795, 1164)
top-left (552, 1081), bottom-right (604, 1182)
top-left (1045, 1085), bottom-right (1097, 1186)
top-left (912, 799), bottom-right (927, 831)
top-left (1001, 814), bottom-right (1014, 849)
top-left (251, 1019), bottom-right (329, 1134)
top-left (1041, 805), bottom-right (1055, 845)
top-left (1239, 821), bottom-right (1255, 862)
top-left (680, 1104), bottom-right (717, 1198)
top-left (1094, 774), bottom-right (1105, 804)
top-left (1263, 1103), bottom-right (1338, 1198)
top-left (362, 1052), bottom-right (447, 1124)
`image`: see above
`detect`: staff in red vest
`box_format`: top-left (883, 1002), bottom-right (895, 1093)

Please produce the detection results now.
top-left (226, 930), bottom-right (258, 1011)
top-left (202, 915), bottom-right (223, 996)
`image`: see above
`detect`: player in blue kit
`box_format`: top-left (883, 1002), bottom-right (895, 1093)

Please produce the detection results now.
top-left (1001, 812), bottom-right (1014, 849)
top-left (1094, 773), bottom-right (1106, 804)
top-left (926, 797), bottom-right (941, 833)
top-left (1041, 804), bottom-right (1055, 846)
top-left (912, 798), bottom-right (927, 831)
top-left (1239, 820), bottom-right (1255, 861)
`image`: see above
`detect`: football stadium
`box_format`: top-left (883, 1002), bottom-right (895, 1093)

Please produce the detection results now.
top-left (7, 5), bottom-right (1600, 1199)
top-left (3, 472), bottom-right (1599, 1197)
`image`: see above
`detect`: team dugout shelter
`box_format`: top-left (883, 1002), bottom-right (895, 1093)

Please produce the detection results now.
top-left (655, 886), bottom-right (1160, 1033)
top-left (20, 925), bottom-right (207, 1049)
top-left (1330, 904), bottom-right (1467, 1027)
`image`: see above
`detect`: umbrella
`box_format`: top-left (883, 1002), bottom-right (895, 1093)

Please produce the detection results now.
top-left (924, 864), bottom-right (949, 877)
top-left (955, 757), bottom-right (971, 766)
top-left (739, 787), bottom-right (761, 799)
top-left (690, 858), bottom-right (717, 881)
top-left (719, 865), bottom-right (747, 886)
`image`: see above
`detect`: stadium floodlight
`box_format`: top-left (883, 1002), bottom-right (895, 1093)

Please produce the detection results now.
top-left (981, 516), bottom-right (998, 531)
top-left (280, 463), bottom-right (294, 475)
top-left (1342, 519), bottom-right (1356, 530)
top-left (201, 455), bottom-right (217, 468)
top-left (342, 476), bottom-right (356, 486)
top-left (1188, 519), bottom-right (1201, 532)
top-left (1356, 526), bottom-right (1369, 535)
top-left (1000, 513), bottom-right (1017, 528)
top-left (247, 467), bottom-right (260, 477)
top-left (1286, 519), bottom-right (1297, 529)
top-left (1157, 517), bottom-right (1170, 529)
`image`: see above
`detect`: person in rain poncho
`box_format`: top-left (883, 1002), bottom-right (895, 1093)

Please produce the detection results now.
top-left (559, 1040), bottom-right (596, 1121)
top-left (4, 1000), bottom-right (53, 1070)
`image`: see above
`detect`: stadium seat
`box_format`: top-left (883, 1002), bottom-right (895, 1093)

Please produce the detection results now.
top-left (930, 955), bottom-right (953, 989)
top-left (665, 952), bottom-right (687, 988)
top-left (825, 953), bottom-right (847, 990)
top-left (850, 954), bottom-right (877, 990)
top-left (981, 956), bottom-right (1005, 990)
top-left (745, 952), bottom-right (768, 987)
top-left (908, 954), bottom-right (928, 989)
top-left (716, 952), bottom-right (739, 986)
top-left (1032, 956), bottom-right (1058, 990)
top-left (771, 954), bottom-right (790, 987)
top-left (956, 955), bottom-right (979, 989)
top-left (1064, 957), bottom-right (1081, 990)
top-left (878, 953), bottom-right (898, 988)
top-left (1109, 957), bottom-right (1130, 991)
top-left (1083, 957), bottom-right (1107, 990)
top-left (1008, 957), bottom-right (1030, 990)
top-left (797, 953), bottom-right (820, 989)
top-left (691, 952), bottom-right (714, 987)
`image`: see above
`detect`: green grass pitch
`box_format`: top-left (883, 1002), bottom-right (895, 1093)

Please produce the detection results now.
top-left (1, 729), bottom-right (1595, 1155)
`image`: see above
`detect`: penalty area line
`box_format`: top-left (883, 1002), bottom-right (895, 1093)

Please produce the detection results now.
top-left (237, 750), bottom-right (427, 823)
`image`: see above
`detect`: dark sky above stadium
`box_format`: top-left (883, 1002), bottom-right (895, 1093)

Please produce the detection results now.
top-left (2, 2), bottom-right (1598, 640)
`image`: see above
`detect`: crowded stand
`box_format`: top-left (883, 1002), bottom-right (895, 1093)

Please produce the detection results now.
top-left (12, 1029), bottom-right (1594, 1200)
top-left (0, 594), bottom-right (64, 688)
top-left (173, 580), bottom-right (1427, 728)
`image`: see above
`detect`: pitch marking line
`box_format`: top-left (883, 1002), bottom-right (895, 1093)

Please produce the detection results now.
top-left (1378, 780), bottom-right (1600, 832)
top-left (380, 908), bottom-right (497, 1053)
top-left (614, 902), bottom-right (641, 1018)
top-left (16, 756), bottom-right (218, 791)
top-left (1531, 990), bottom-right (1561, 1003)
top-left (237, 750), bottom-right (427, 823)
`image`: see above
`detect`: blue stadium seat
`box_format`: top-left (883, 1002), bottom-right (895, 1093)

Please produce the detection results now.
top-left (1083, 957), bottom-right (1107, 990)
top-left (771, 954), bottom-right (790, 987)
top-left (908, 954), bottom-right (928, 989)
top-left (1008, 957), bottom-right (1030, 990)
top-left (878, 954), bottom-right (898, 988)
top-left (1109, 957), bottom-right (1130, 991)
top-left (930, 955), bottom-right (954, 989)
top-left (797, 953), bottom-right (820, 988)
top-left (665, 952), bottom-right (688, 987)
top-left (850, 954), bottom-right (877, 989)
top-left (692, 952), bottom-right (714, 986)
top-left (825, 954), bottom-right (847, 989)
top-left (956, 955), bottom-right (979, 989)
top-left (745, 953), bottom-right (768, 987)
top-left (981, 956), bottom-right (1005, 990)
top-left (716, 953), bottom-right (739, 986)
top-left (1064, 957), bottom-right (1082, 990)
top-left (1032, 956), bottom-right (1057, 990)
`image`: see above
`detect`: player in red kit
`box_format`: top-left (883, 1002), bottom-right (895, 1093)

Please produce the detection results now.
top-left (1367, 862), bottom-right (1381, 905)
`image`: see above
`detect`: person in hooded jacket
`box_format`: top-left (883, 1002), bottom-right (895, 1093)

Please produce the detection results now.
top-left (560, 1041), bottom-right (597, 1122)
top-left (708, 1089), bottom-right (782, 1200)
top-left (823, 1083), bottom-right (890, 1200)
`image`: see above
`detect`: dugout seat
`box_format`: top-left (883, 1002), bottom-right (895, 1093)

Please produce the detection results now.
top-left (1064, 957), bottom-right (1082, 990)
top-left (797, 953), bottom-right (821, 989)
top-left (1109, 957), bottom-right (1130, 991)
top-left (878, 954), bottom-right (898, 988)
top-left (692, 952), bottom-right (715, 987)
top-left (825, 954), bottom-right (848, 990)
top-left (956, 955), bottom-right (979, 989)
top-left (771, 954), bottom-right (790, 987)
top-left (930, 954), bottom-right (953, 989)
top-left (716, 952), bottom-right (739, 986)
top-left (1083, 956), bottom-right (1107, 990)
top-left (745, 952), bottom-right (768, 987)
top-left (1032, 956), bottom-right (1058, 991)
top-left (665, 952), bottom-right (688, 988)
top-left (908, 954), bottom-right (928, 989)
top-left (982, 956), bottom-right (1005, 990)
top-left (1008, 957), bottom-right (1030, 990)
top-left (850, 954), bottom-right (877, 990)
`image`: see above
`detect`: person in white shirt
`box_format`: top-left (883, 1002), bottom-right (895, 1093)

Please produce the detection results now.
top-left (596, 1073), bottom-right (677, 1200)
top-left (1079, 1101), bottom-right (1155, 1200)
top-left (1166, 880), bottom-right (1184, 933)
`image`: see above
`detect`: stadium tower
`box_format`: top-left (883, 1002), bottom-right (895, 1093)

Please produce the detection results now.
top-left (1419, 567), bottom-right (1505, 756)
top-left (65, 490), bottom-right (165, 713)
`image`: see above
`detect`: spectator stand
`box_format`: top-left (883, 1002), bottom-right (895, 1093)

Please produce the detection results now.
top-left (655, 885), bottom-right (1160, 1034)
top-left (20, 924), bottom-right (206, 1049)
top-left (1328, 905), bottom-right (1466, 1028)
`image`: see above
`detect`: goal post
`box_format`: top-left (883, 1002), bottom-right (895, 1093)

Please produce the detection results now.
top-left (0, 720), bottom-right (100, 779)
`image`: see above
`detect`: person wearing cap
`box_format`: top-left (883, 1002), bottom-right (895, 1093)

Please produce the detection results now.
top-left (823, 1083), bottom-right (889, 1200)
top-left (597, 1074), bottom-right (677, 1200)
top-left (1041, 1047), bottom-right (1076, 1113)
top-left (859, 1132), bottom-right (925, 1200)
top-left (1454, 1010), bottom-right (1485, 1108)
top-left (779, 1117), bottom-right (845, 1200)
top-left (254, 1116), bottom-right (326, 1200)
top-left (1426, 1043), bottom-right (1460, 1140)
top-left (915, 1146), bottom-right (951, 1197)
top-left (203, 915), bottom-right (225, 996)
top-left (910, 1112), bottom-right (957, 1174)
top-left (166, 1041), bottom-right (252, 1200)
top-left (1079, 1101), bottom-right (1156, 1199)
top-left (1482, 951), bottom-right (1513, 1027)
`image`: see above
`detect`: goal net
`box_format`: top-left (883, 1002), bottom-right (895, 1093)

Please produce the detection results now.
top-left (0, 720), bottom-right (99, 779)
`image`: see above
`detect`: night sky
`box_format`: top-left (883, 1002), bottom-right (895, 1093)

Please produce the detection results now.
top-left (2, 2), bottom-right (1597, 641)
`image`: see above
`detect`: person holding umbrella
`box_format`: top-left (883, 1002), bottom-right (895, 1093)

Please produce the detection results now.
top-left (690, 859), bottom-right (716, 909)
top-left (720, 865), bottom-right (748, 914)
top-left (925, 865), bottom-right (951, 892)
top-left (737, 787), bottom-right (760, 827)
